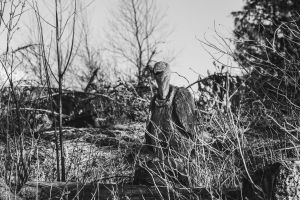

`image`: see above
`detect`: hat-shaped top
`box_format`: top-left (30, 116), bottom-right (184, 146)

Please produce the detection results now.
top-left (153, 62), bottom-right (170, 75)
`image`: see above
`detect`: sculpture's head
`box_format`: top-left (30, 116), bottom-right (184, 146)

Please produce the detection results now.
top-left (153, 61), bottom-right (171, 99)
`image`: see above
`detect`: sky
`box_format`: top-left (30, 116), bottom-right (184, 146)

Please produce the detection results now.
top-left (85, 0), bottom-right (245, 87)
top-left (0, 0), bottom-right (245, 88)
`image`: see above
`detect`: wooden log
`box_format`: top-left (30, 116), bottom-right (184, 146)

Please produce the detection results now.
top-left (18, 181), bottom-right (212, 200)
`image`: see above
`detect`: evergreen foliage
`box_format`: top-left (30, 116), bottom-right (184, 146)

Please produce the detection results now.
top-left (232, 0), bottom-right (300, 112)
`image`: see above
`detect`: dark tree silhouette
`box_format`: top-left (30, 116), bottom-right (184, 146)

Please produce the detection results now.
top-left (232, 0), bottom-right (300, 111)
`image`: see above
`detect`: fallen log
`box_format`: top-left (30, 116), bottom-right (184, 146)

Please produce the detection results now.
top-left (18, 181), bottom-right (212, 200)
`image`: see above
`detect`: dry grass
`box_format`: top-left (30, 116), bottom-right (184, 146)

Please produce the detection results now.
top-left (1, 83), bottom-right (300, 200)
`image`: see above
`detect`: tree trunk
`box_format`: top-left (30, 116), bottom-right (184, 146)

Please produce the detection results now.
top-left (58, 75), bottom-right (65, 182)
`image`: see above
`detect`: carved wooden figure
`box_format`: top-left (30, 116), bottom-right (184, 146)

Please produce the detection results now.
top-left (145, 61), bottom-right (196, 158)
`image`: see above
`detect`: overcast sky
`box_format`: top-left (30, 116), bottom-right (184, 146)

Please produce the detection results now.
top-left (84, 0), bottom-right (244, 87)
top-left (1, 0), bottom-right (244, 88)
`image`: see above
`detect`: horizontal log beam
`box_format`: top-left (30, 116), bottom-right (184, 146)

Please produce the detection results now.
top-left (18, 181), bottom-right (212, 200)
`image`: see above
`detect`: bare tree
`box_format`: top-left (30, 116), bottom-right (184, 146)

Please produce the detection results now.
top-left (107, 0), bottom-right (170, 90)
top-left (0, 0), bottom-right (31, 191)
top-left (31, 0), bottom-right (78, 181)
top-left (77, 17), bottom-right (108, 92)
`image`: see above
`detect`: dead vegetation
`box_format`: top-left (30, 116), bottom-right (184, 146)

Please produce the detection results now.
top-left (2, 1), bottom-right (300, 200)
top-left (1, 78), bottom-right (299, 200)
